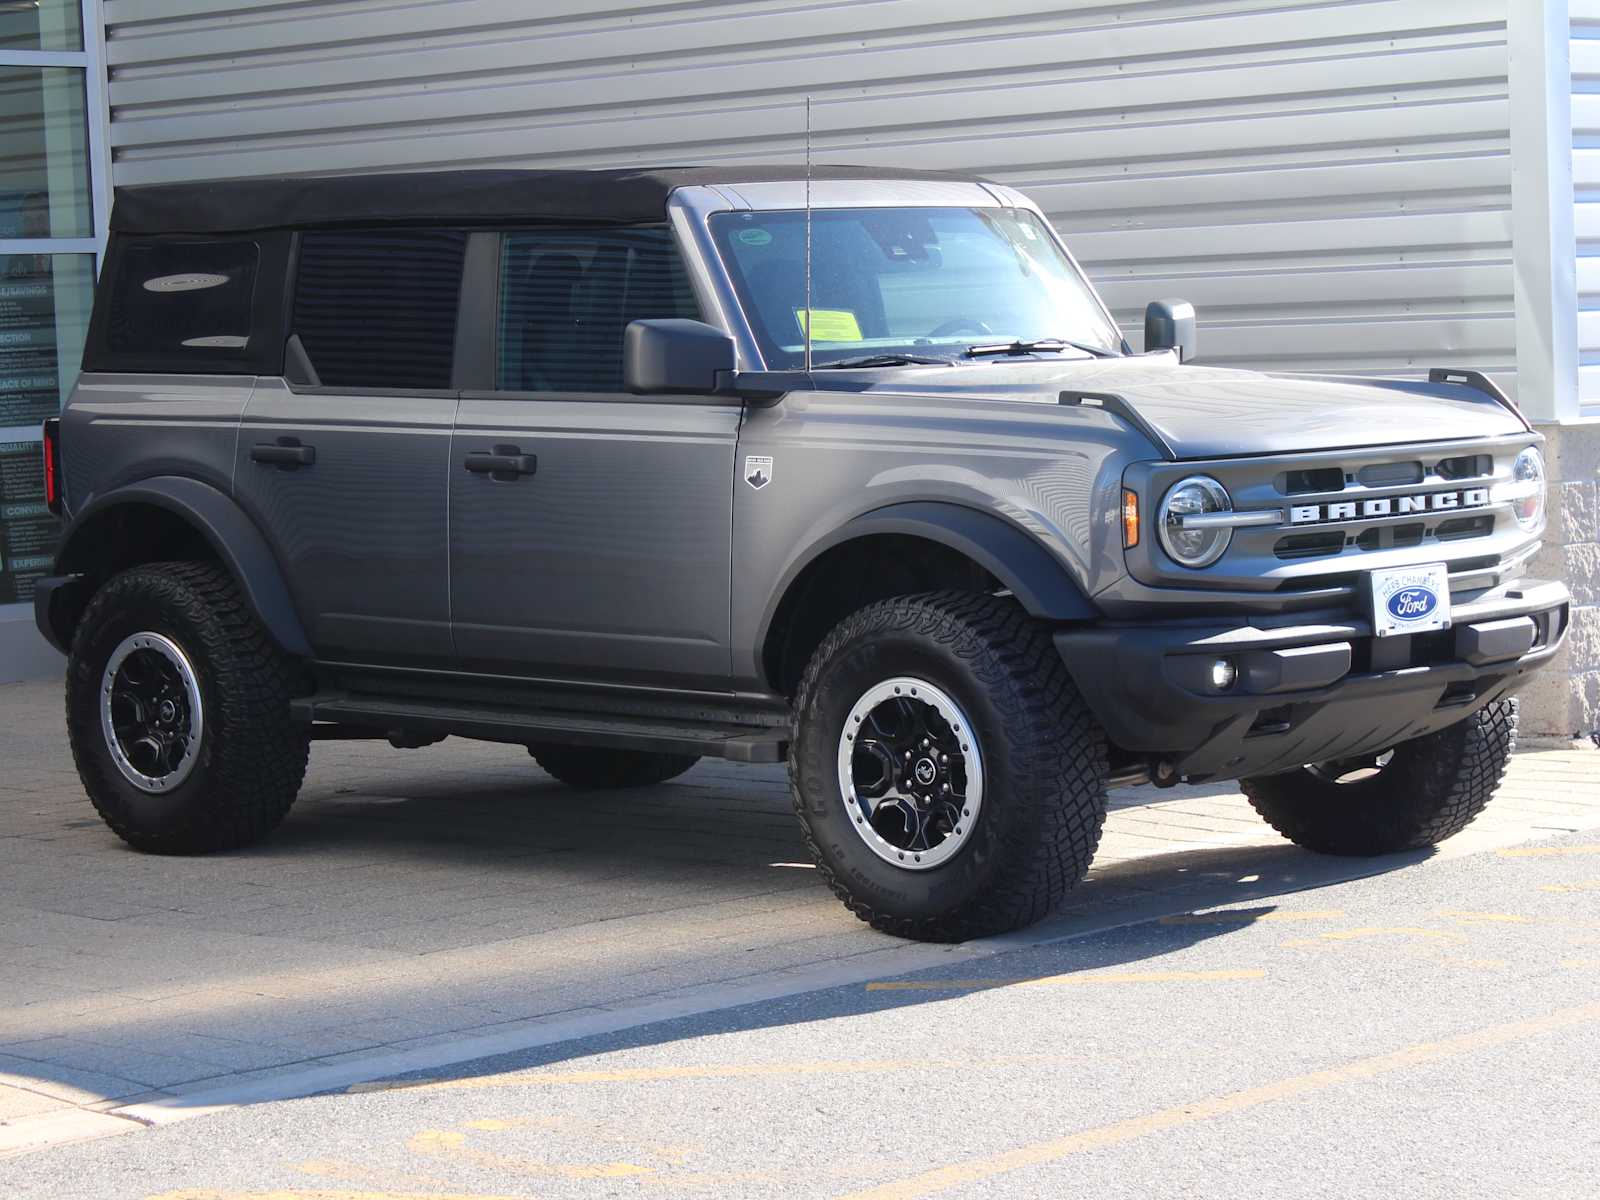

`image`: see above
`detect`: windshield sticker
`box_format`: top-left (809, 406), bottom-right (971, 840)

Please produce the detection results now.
top-left (735, 227), bottom-right (773, 247)
top-left (795, 308), bottom-right (864, 342)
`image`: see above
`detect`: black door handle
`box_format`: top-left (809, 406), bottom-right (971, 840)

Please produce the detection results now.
top-left (464, 446), bottom-right (537, 480)
top-left (251, 439), bottom-right (315, 468)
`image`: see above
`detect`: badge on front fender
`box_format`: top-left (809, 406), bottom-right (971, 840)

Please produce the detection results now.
top-left (1370, 562), bottom-right (1451, 638)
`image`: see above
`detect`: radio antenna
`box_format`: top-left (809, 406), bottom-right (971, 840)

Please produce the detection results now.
top-left (803, 94), bottom-right (813, 375)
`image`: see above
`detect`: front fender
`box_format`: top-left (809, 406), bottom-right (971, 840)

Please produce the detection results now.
top-left (51, 476), bottom-right (312, 658)
top-left (837, 502), bottom-right (1101, 620)
top-left (753, 500), bottom-right (1100, 663)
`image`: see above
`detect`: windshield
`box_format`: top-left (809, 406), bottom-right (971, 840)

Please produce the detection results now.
top-left (709, 206), bottom-right (1123, 369)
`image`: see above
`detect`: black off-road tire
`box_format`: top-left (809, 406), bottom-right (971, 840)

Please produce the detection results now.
top-left (791, 591), bottom-right (1109, 942)
top-left (530, 745), bottom-right (700, 789)
top-left (1241, 700), bottom-right (1518, 856)
top-left (65, 561), bottom-right (309, 853)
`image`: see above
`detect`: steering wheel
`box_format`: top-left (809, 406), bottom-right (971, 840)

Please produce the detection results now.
top-left (927, 318), bottom-right (992, 338)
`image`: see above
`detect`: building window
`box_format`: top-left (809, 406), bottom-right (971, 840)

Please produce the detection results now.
top-left (0, 0), bottom-right (108, 617)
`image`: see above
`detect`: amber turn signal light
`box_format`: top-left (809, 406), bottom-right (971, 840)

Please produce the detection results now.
top-left (1122, 487), bottom-right (1139, 548)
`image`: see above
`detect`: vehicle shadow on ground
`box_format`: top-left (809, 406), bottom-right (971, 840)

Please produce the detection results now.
top-left (324, 839), bottom-right (1430, 1100)
top-left (0, 752), bottom-right (1427, 1111)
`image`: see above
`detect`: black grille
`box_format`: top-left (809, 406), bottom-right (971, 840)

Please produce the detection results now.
top-left (1436, 453), bottom-right (1493, 481)
top-left (1280, 466), bottom-right (1345, 495)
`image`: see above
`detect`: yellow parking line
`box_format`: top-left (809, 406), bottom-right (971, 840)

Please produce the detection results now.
top-left (1541, 880), bottom-right (1600, 893)
top-left (349, 1054), bottom-right (1072, 1095)
top-left (1497, 844), bottom-right (1600, 858)
top-left (865, 969), bottom-right (1264, 991)
top-left (836, 998), bottom-right (1600, 1200)
top-left (1159, 910), bottom-right (1343, 925)
top-left (1439, 910), bottom-right (1532, 924)
top-left (407, 1128), bottom-right (652, 1180)
top-left (1281, 927), bottom-right (1466, 947)
top-left (148, 1191), bottom-right (528, 1200)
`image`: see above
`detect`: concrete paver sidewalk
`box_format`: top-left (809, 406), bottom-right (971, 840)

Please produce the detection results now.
top-left (2, 677), bottom-right (1597, 1144)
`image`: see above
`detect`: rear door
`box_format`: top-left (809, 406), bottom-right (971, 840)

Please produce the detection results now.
top-left (233, 229), bottom-right (466, 665)
top-left (448, 226), bottom-right (740, 691)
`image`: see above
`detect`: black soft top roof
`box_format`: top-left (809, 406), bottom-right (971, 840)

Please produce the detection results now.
top-left (109, 165), bottom-right (992, 235)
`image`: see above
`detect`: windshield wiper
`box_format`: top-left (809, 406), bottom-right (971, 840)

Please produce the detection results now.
top-left (814, 353), bottom-right (953, 370)
top-left (964, 338), bottom-right (1117, 359)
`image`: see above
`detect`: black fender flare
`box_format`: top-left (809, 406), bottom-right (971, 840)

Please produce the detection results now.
top-left (756, 501), bottom-right (1099, 663)
top-left (51, 476), bottom-right (312, 658)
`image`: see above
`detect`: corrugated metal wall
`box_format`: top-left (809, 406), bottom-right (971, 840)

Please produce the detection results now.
top-left (102, 0), bottom-right (1516, 380)
top-left (1573, 0), bottom-right (1600, 408)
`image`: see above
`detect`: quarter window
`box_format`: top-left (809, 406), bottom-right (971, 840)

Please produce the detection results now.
top-left (292, 229), bottom-right (467, 390)
top-left (104, 238), bottom-right (259, 360)
top-left (497, 227), bottom-right (698, 393)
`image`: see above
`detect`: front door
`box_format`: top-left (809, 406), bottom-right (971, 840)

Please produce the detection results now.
top-left (234, 229), bottom-right (467, 664)
top-left (448, 226), bottom-right (739, 691)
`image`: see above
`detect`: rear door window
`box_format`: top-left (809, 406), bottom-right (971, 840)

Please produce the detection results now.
top-left (292, 229), bottom-right (468, 390)
top-left (496, 227), bottom-right (698, 393)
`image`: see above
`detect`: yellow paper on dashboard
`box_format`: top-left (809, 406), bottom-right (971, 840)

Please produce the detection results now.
top-left (795, 308), bottom-right (864, 342)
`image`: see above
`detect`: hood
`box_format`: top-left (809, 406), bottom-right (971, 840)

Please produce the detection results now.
top-left (828, 355), bottom-right (1529, 460)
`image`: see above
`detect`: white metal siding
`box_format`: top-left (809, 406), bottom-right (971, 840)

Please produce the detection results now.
top-left (1573, 0), bottom-right (1600, 408)
top-left (103, 0), bottom-right (1515, 380)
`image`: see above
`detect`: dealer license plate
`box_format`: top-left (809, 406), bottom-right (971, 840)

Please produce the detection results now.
top-left (1369, 562), bottom-right (1451, 638)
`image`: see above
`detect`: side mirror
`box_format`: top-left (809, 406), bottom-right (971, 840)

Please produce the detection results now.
top-left (624, 319), bottom-right (737, 394)
top-left (1144, 299), bottom-right (1197, 362)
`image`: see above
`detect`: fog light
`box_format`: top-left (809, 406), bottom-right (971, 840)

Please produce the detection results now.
top-left (1210, 658), bottom-right (1237, 691)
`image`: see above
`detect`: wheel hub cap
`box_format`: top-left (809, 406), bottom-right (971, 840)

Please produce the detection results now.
top-left (836, 677), bottom-right (984, 871)
top-left (99, 632), bottom-right (203, 794)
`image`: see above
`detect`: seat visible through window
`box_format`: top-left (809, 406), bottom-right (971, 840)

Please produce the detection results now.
top-left (497, 227), bottom-right (699, 393)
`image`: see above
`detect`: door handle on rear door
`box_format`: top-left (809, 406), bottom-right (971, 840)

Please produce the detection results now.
top-left (251, 438), bottom-right (316, 468)
top-left (463, 446), bottom-right (537, 479)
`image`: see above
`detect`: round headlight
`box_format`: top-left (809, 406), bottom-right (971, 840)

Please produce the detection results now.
top-left (1158, 475), bottom-right (1233, 568)
top-left (1511, 447), bottom-right (1546, 532)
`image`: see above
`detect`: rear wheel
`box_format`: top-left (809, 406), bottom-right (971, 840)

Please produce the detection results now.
top-left (791, 592), bottom-right (1109, 942)
top-left (65, 562), bottom-right (309, 853)
top-left (1241, 700), bottom-right (1517, 856)
top-left (530, 745), bottom-right (699, 789)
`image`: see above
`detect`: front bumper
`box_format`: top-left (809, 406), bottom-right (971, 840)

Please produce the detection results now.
top-left (1054, 578), bottom-right (1569, 781)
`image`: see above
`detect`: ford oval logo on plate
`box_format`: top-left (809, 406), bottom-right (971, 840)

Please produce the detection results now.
top-left (1386, 587), bottom-right (1438, 622)
top-left (1370, 562), bottom-right (1451, 638)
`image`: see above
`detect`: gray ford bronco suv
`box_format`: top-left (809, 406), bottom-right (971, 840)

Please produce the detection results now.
top-left (35, 167), bottom-right (1570, 941)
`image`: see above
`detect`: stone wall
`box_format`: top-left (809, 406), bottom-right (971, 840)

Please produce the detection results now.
top-left (1524, 420), bottom-right (1600, 739)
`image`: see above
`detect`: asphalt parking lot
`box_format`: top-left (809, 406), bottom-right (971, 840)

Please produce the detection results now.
top-left (3, 676), bottom-right (1599, 1181)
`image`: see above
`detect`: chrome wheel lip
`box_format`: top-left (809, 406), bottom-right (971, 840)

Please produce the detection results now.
top-left (836, 676), bottom-right (984, 871)
top-left (99, 631), bottom-right (204, 794)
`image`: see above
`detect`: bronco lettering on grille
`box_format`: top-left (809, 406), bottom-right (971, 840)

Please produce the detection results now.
top-left (1288, 487), bottom-right (1490, 526)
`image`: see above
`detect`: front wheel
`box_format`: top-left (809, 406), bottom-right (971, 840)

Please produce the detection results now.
top-left (1241, 700), bottom-right (1517, 856)
top-left (791, 592), bottom-right (1110, 942)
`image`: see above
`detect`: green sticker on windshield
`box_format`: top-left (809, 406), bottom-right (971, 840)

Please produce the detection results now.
top-left (736, 228), bottom-right (773, 247)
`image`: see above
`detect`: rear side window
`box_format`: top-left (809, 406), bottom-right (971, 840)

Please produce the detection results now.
top-left (100, 238), bottom-right (260, 365)
top-left (497, 227), bottom-right (698, 393)
top-left (292, 229), bottom-right (467, 390)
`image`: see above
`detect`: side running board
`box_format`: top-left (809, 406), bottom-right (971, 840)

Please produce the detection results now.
top-left (290, 693), bottom-right (791, 763)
